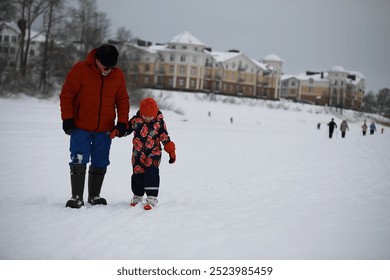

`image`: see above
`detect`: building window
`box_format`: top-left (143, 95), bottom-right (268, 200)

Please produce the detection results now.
top-left (191, 67), bottom-right (197, 76)
top-left (179, 66), bottom-right (185, 75)
top-left (4, 35), bottom-right (9, 42)
top-left (192, 55), bottom-right (197, 63)
top-left (309, 78), bottom-right (314, 84)
top-left (168, 78), bottom-right (173, 86)
top-left (178, 78), bottom-right (185, 86)
top-left (170, 54), bottom-right (175, 62)
top-left (182, 45), bottom-right (187, 50)
top-left (29, 49), bottom-right (35, 56)
top-left (11, 36), bottom-right (17, 43)
top-left (144, 77), bottom-right (149, 84)
top-left (180, 55), bottom-right (186, 62)
top-left (169, 66), bottom-right (174, 73)
top-left (190, 79), bottom-right (195, 88)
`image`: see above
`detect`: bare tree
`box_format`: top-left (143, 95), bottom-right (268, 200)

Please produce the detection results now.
top-left (39, 0), bottom-right (65, 93)
top-left (15, 0), bottom-right (50, 76)
top-left (64, 0), bottom-right (110, 58)
top-left (0, 0), bottom-right (17, 26)
top-left (377, 88), bottom-right (390, 117)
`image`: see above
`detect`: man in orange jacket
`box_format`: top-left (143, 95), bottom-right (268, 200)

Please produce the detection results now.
top-left (60, 44), bottom-right (129, 208)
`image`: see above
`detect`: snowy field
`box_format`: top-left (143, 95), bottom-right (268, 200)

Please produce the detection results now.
top-left (0, 90), bottom-right (389, 260)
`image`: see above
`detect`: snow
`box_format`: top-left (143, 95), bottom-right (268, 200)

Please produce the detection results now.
top-left (169, 31), bottom-right (205, 46)
top-left (0, 91), bottom-right (389, 260)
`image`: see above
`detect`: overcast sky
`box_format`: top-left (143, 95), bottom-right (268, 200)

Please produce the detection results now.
top-left (96, 0), bottom-right (389, 93)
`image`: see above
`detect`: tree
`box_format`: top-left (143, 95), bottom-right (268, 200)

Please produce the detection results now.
top-left (15, 0), bottom-right (50, 76)
top-left (39, 0), bottom-right (64, 93)
top-left (63, 0), bottom-right (110, 58)
top-left (0, 0), bottom-right (17, 26)
top-left (362, 91), bottom-right (376, 113)
top-left (377, 88), bottom-right (390, 117)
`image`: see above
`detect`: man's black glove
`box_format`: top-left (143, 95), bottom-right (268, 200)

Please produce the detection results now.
top-left (62, 118), bottom-right (75, 135)
top-left (112, 122), bottom-right (127, 138)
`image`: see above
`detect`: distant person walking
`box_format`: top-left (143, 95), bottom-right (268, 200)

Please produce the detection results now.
top-left (340, 120), bottom-right (349, 138)
top-left (327, 118), bottom-right (337, 138)
top-left (369, 122), bottom-right (377, 135)
top-left (361, 121), bottom-right (368, 136)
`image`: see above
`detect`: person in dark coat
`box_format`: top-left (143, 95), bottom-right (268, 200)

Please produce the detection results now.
top-left (327, 118), bottom-right (337, 138)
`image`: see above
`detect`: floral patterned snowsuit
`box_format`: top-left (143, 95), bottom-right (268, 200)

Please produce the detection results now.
top-left (127, 110), bottom-right (172, 174)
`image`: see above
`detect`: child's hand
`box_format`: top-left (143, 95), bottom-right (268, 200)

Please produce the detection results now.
top-left (164, 141), bottom-right (176, 164)
top-left (169, 152), bottom-right (176, 164)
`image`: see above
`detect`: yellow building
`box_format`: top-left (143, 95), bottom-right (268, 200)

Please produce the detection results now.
top-left (126, 31), bottom-right (283, 100)
top-left (281, 67), bottom-right (365, 110)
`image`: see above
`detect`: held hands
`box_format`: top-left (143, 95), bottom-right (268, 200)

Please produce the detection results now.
top-left (62, 118), bottom-right (75, 135)
top-left (164, 141), bottom-right (176, 164)
top-left (110, 122), bottom-right (127, 139)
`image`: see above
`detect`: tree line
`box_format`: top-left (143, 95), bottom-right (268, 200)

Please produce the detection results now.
top-left (0, 0), bottom-right (139, 99)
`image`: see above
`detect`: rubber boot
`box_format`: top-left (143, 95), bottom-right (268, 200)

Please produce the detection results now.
top-left (65, 164), bottom-right (86, 208)
top-left (87, 166), bottom-right (107, 205)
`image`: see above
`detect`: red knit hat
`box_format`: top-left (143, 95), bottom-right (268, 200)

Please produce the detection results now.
top-left (140, 98), bottom-right (158, 118)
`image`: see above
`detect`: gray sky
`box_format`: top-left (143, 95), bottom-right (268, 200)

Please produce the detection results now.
top-left (96, 0), bottom-right (390, 93)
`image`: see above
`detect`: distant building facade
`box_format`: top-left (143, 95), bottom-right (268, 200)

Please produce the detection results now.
top-left (125, 31), bottom-right (283, 100)
top-left (281, 66), bottom-right (365, 110)
top-left (0, 21), bottom-right (45, 68)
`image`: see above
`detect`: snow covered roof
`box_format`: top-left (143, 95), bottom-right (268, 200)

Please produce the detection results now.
top-left (250, 58), bottom-right (268, 70)
top-left (2, 21), bottom-right (45, 42)
top-left (210, 51), bottom-right (242, 62)
top-left (263, 54), bottom-right (283, 62)
top-left (169, 31), bottom-right (205, 46)
top-left (282, 72), bottom-right (328, 82)
top-left (330, 65), bottom-right (347, 72)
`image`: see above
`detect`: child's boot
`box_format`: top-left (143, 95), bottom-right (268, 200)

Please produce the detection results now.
top-left (144, 196), bottom-right (158, 210)
top-left (130, 195), bottom-right (143, 206)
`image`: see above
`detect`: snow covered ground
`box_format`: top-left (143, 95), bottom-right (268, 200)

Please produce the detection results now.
top-left (0, 90), bottom-right (389, 260)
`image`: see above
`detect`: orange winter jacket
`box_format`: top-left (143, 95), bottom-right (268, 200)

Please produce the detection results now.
top-left (60, 48), bottom-right (129, 133)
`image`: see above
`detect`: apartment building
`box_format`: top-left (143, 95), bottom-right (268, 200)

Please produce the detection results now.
top-left (0, 21), bottom-right (45, 68)
top-left (126, 31), bottom-right (283, 100)
top-left (281, 66), bottom-right (365, 110)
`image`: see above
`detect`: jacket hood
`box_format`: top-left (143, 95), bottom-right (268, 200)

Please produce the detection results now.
top-left (85, 48), bottom-right (101, 74)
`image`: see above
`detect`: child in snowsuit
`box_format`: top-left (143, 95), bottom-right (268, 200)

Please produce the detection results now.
top-left (115, 97), bottom-right (176, 209)
top-left (369, 122), bottom-right (377, 135)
